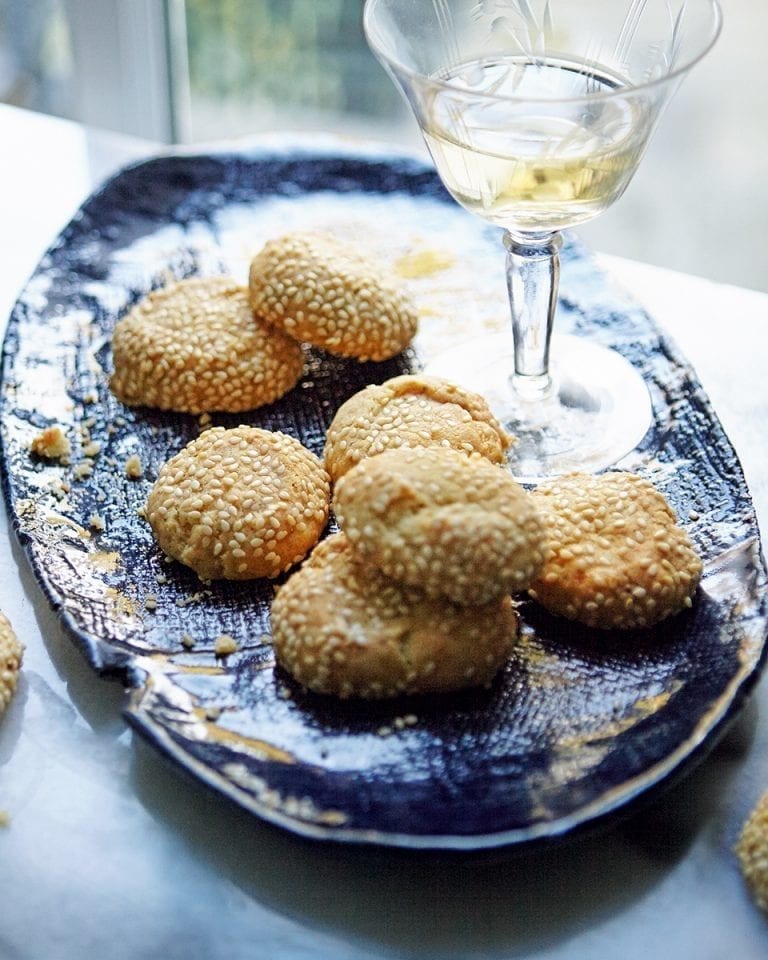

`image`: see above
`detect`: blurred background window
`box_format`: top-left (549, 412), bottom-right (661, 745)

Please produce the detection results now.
top-left (0, 0), bottom-right (410, 144)
top-left (181, 0), bottom-right (408, 142)
top-left (0, 0), bottom-right (173, 139)
top-left (0, 0), bottom-right (73, 118)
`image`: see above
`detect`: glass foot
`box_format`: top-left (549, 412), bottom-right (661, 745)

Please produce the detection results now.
top-left (426, 332), bottom-right (652, 483)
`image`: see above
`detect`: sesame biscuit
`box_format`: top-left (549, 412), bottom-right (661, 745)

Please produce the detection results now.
top-left (110, 276), bottom-right (304, 414)
top-left (528, 472), bottom-right (702, 630)
top-left (248, 232), bottom-right (418, 361)
top-left (323, 374), bottom-right (512, 483)
top-left (270, 533), bottom-right (518, 699)
top-left (737, 790), bottom-right (768, 913)
top-left (334, 447), bottom-right (547, 604)
top-left (146, 426), bottom-right (330, 580)
top-left (0, 612), bottom-right (23, 716)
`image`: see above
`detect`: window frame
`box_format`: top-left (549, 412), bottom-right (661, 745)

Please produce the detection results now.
top-left (63, 0), bottom-right (184, 142)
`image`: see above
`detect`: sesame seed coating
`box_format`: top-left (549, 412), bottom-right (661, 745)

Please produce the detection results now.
top-left (334, 447), bottom-right (547, 605)
top-left (248, 232), bottom-right (418, 362)
top-left (737, 790), bottom-right (768, 912)
top-left (0, 612), bottom-right (23, 716)
top-left (528, 472), bottom-right (703, 630)
top-left (323, 374), bottom-right (512, 483)
top-left (110, 276), bottom-right (304, 414)
top-left (270, 533), bottom-right (518, 699)
top-left (146, 426), bottom-right (330, 580)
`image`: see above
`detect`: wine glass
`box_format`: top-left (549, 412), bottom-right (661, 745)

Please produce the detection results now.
top-left (363, 0), bottom-right (722, 481)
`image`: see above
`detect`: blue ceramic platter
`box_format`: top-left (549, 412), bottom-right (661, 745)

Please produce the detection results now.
top-left (1, 143), bottom-right (766, 849)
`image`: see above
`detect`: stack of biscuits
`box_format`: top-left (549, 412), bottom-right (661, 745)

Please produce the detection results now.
top-left (271, 375), bottom-right (548, 699)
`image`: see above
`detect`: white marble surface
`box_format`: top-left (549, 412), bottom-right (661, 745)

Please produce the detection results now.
top-left (1, 105), bottom-right (768, 959)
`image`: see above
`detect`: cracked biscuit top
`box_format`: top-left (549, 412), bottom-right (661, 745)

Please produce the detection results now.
top-left (334, 446), bottom-right (546, 605)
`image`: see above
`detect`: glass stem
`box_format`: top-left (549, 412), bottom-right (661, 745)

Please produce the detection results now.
top-left (503, 230), bottom-right (563, 400)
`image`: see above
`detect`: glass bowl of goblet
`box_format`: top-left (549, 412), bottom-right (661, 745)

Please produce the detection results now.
top-left (364, 0), bottom-right (722, 481)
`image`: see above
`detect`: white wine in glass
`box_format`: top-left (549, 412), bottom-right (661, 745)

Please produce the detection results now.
top-left (364, 0), bottom-right (722, 480)
top-left (423, 57), bottom-right (648, 231)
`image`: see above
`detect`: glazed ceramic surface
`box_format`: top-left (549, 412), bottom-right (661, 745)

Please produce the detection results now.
top-left (1, 146), bottom-right (765, 848)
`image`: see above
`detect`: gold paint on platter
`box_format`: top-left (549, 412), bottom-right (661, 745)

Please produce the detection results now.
top-left (222, 761), bottom-right (348, 827)
top-left (525, 680), bottom-right (683, 820)
top-left (193, 712), bottom-right (295, 764)
top-left (513, 633), bottom-right (571, 689)
top-left (44, 512), bottom-right (90, 538)
top-left (170, 662), bottom-right (228, 677)
top-left (89, 551), bottom-right (122, 573)
top-left (395, 248), bottom-right (455, 279)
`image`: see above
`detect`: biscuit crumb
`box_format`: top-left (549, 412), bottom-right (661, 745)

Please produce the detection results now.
top-left (50, 479), bottom-right (70, 500)
top-left (393, 715), bottom-right (419, 730)
top-left (144, 594), bottom-right (158, 611)
top-left (0, 810), bottom-right (9, 828)
top-left (72, 462), bottom-right (93, 481)
top-left (82, 440), bottom-right (101, 458)
top-left (30, 425), bottom-right (71, 461)
top-left (125, 454), bottom-right (143, 479)
top-left (214, 634), bottom-right (239, 658)
top-left (88, 514), bottom-right (106, 532)
top-left (181, 633), bottom-right (196, 650)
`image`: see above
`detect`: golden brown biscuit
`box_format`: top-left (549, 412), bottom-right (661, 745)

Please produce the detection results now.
top-left (146, 426), bottom-right (330, 580)
top-left (737, 790), bottom-right (768, 913)
top-left (0, 612), bottom-right (23, 716)
top-left (334, 447), bottom-right (546, 604)
top-left (248, 232), bottom-right (418, 361)
top-left (270, 533), bottom-right (518, 699)
top-left (528, 471), bottom-right (702, 629)
top-left (110, 276), bottom-right (304, 413)
top-left (323, 374), bottom-right (511, 483)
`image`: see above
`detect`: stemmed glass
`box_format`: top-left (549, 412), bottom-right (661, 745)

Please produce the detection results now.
top-left (364, 0), bottom-right (722, 480)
